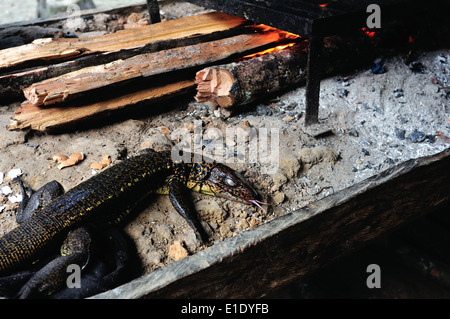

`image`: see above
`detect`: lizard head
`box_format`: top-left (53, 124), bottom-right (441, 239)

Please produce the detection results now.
top-left (186, 162), bottom-right (265, 209)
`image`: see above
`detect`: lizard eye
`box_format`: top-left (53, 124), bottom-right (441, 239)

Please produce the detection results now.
top-left (224, 176), bottom-right (236, 187)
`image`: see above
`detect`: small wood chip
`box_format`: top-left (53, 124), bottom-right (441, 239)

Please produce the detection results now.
top-left (168, 240), bottom-right (188, 261)
top-left (70, 152), bottom-right (84, 161)
top-left (90, 162), bottom-right (106, 170)
top-left (56, 152), bottom-right (84, 170)
top-left (90, 154), bottom-right (111, 170)
top-left (101, 155), bottom-right (111, 165)
top-left (52, 154), bottom-right (68, 163)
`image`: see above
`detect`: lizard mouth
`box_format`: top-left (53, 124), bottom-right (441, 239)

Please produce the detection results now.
top-left (246, 199), bottom-right (267, 210)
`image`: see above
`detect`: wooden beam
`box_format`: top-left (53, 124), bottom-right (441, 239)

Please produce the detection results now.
top-left (0, 19), bottom-right (251, 100)
top-left (0, 12), bottom-right (248, 73)
top-left (22, 31), bottom-right (290, 107)
top-left (8, 80), bottom-right (195, 132)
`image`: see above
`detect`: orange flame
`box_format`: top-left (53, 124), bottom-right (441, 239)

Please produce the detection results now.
top-left (319, 3), bottom-right (329, 7)
top-left (238, 43), bottom-right (297, 61)
top-left (252, 24), bottom-right (301, 41)
top-left (238, 24), bottom-right (302, 62)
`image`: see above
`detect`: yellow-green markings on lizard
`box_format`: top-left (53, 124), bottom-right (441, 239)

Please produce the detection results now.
top-left (0, 149), bottom-right (263, 275)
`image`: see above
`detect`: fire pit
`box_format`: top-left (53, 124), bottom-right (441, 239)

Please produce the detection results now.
top-left (183, 0), bottom-right (425, 125)
top-left (0, 0), bottom-right (449, 299)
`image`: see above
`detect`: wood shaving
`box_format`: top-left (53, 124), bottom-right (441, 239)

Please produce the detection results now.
top-left (56, 152), bottom-right (84, 170)
top-left (51, 154), bottom-right (68, 163)
top-left (90, 155), bottom-right (111, 170)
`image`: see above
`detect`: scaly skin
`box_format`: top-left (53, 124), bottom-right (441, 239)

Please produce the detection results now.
top-left (0, 149), bottom-right (262, 276)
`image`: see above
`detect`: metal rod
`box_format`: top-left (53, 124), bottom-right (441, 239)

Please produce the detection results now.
top-left (304, 29), bottom-right (323, 126)
top-left (146, 0), bottom-right (161, 24)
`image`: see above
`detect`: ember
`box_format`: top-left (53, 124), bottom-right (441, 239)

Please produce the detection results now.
top-left (251, 24), bottom-right (301, 41)
top-left (240, 24), bottom-right (302, 61)
top-left (238, 43), bottom-right (297, 61)
top-left (361, 27), bottom-right (376, 38)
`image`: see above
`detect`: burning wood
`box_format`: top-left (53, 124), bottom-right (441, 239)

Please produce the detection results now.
top-left (195, 42), bottom-right (308, 117)
top-left (4, 4), bottom-right (374, 132)
top-left (22, 31), bottom-right (289, 107)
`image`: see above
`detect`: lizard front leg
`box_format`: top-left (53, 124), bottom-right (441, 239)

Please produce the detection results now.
top-left (167, 168), bottom-right (209, 244)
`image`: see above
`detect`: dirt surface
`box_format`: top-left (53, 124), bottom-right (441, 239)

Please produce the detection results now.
top-left (0, 0), bottom-right (449, 288)
top-left (0, 1), bottom-right (151, 25)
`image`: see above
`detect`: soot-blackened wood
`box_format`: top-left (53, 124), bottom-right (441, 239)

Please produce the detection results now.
top-left (92, 149), bottom-right (450, 298)
top-left (22, 31), bottom-right (289, 107)
top-left (195, 43), bottom-right (308, 117)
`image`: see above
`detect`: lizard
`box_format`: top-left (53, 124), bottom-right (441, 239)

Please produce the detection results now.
top-left (0, 149), bottom-right (264, 298)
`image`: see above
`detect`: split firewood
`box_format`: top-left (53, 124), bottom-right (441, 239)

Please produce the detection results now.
top-left (0, 12), bottom-right (251, 99)
top-left (22, 31), bottom-right (291, 107)
top-left (195, 43), bottom-right (308, 117)
top-left (0, 12), bottom-right (248, 74)
top-left (8, 79), bottom-right (195, 132)
top-left (90, 155), bottom-right (112, 170)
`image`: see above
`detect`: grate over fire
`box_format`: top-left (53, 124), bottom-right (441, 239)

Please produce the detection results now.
top-left (146, 0), bottom-right (425, 125)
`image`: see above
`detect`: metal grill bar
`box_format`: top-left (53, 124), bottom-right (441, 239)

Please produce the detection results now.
top-left (146, 0), bottom-right (161, 23)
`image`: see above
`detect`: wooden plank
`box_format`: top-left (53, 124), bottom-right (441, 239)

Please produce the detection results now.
top-left (91, 149), bottom-right (450, 298)
top-left (8, 79), bottom-right (195, 132)
top-left (0, 20), bottom-right (251, 100)
top-left (0, 12), bottom-right (248, 73)
top-left (22, 31), bottom-right (290, 107)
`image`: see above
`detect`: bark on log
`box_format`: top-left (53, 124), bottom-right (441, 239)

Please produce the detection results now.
top-left (22, 31), bottom-right (290, 107)
top-left (0, 12), bottom-right (248, 74)
top-left (195, 42), bottom-right (308, 117)
top-left (8, 79), bottom-right (195, 132)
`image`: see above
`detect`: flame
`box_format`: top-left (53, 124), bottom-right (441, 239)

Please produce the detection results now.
top-left (238, 43), bottom-right (296, 61)
top-left (252, 24), bottom-right (301, 40)
top-left (237, 24), bottom-right (301, 61)
top-left (361, 27), bottom-right (376, 38)
top-left (319, 3), bottom-right (329, 7)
